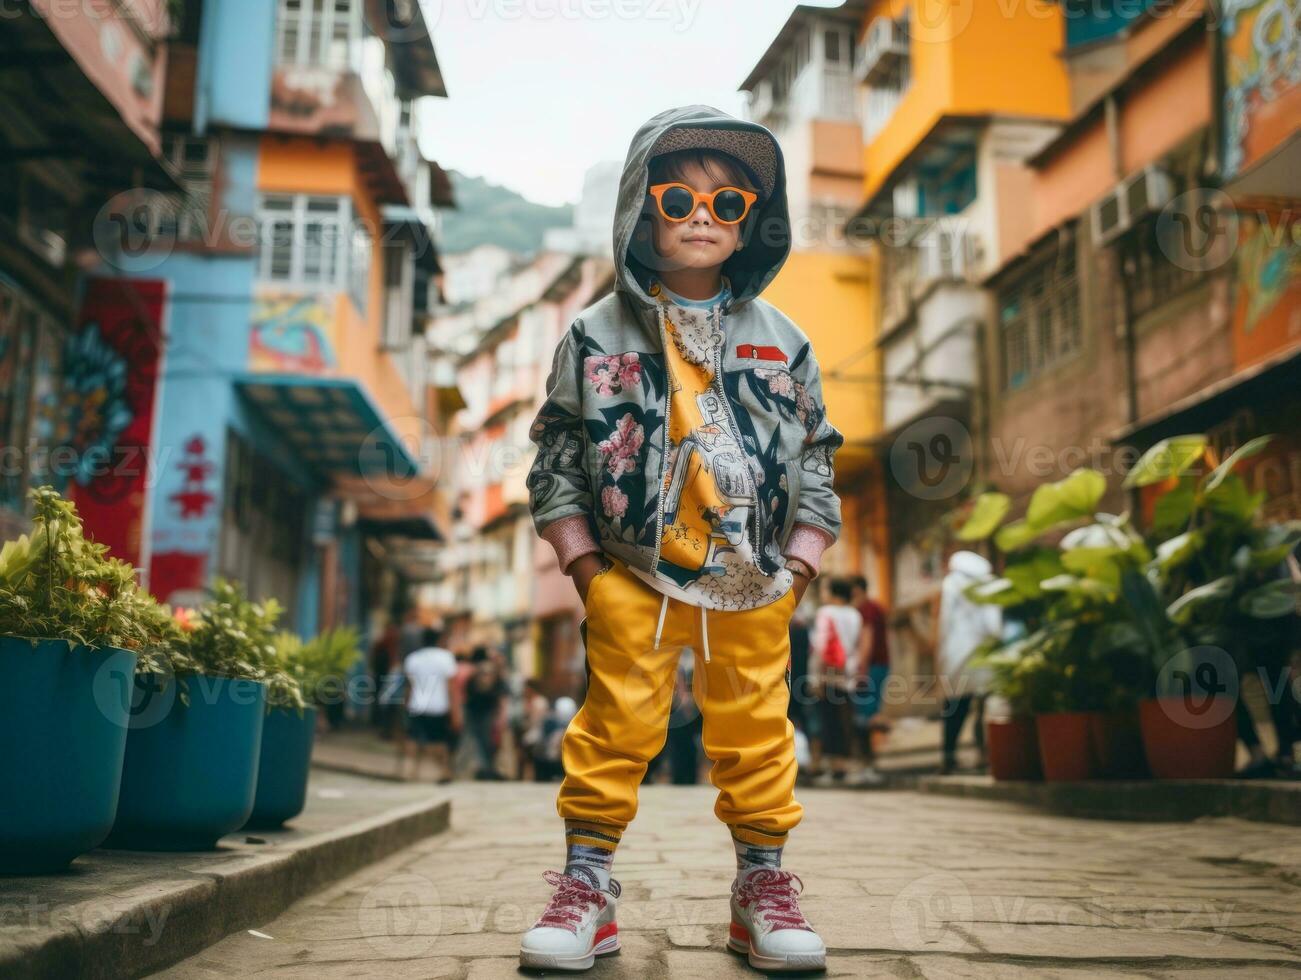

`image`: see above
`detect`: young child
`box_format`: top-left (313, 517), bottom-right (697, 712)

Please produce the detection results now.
top-left (521, 104), bottom-right (844, 972)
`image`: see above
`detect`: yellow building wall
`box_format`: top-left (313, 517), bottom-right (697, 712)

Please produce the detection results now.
top-left (861, 0), bottom-right (1072, 200)
top-left (762, 249), bottom-right (879, 465)
top-left (256, 137), bottom-right (423, 448)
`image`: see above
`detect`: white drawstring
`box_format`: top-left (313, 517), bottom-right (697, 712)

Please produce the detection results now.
top-left (653, 593), bottom-right (670, 651)
top-left (701, 605), bottom-right (711, 663)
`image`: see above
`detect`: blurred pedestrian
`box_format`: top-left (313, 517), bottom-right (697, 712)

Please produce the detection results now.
top-left (465, 646), bottom-right (509, 780)
top-left (536, 696), bottom-right (578, 783)
top-left (514, 679), bottom-right (552, 781)
top-left (810, 578), bottom-right (868, 787)
top-left (935, 551), bottom-right (1002, 775)
top-left (369, 622), bottom-right (402, 738)
top-left (787, 593), bottom-right (814, 740)
top-left (400, 626), bottom-right (459, 783)
top-left (850, 574), bottom-right (889, 786)
top-left (645, 649), bottom-right (702, 785)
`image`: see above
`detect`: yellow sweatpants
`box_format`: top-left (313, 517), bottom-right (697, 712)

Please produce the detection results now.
top-left (557, 556), bottom-right (802, 847)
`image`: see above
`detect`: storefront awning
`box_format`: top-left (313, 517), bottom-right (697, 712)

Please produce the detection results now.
top-left (236, 375), bottom-right (421, 478)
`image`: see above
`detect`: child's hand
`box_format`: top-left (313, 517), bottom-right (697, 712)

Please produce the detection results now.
top-left (571, 554), bottom-right (613, 604)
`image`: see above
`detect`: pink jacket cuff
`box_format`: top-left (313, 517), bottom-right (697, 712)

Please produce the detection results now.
top-left (540, 514), bottom-right (602, 574)
top-left (783, 523), bottom-right (835, 578)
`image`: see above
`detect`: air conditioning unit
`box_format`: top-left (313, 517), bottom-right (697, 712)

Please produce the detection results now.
top-left (854, 17), bottom-right (909, 85)
top-left (917, 227), bottom-right (980, 281)
top-left (1090, 165), bottom-right (1175, 245)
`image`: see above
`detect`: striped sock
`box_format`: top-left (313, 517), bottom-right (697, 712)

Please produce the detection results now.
top-left (564, 820), bottom-right (621, 894)
top-left (731, 825), bottom-right (785, 874)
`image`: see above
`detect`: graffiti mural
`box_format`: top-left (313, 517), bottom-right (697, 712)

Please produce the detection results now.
top-left (250, 293), bottom-right (338, 374)
top-left (1221, 0), bottom-right (1301, 179)
top-left (1233, 210), bottom-right (1301, 368)
top-left (66, 278), bottom-right (166, 568)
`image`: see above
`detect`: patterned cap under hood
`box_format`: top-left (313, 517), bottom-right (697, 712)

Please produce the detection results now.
top-left (613, 104), bottom-right (791, 317)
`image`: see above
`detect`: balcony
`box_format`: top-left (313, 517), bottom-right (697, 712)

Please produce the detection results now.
top-left (881, 226), bottom-right (983, 332)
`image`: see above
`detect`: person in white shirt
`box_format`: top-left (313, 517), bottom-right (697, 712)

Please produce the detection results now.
top-left (810, 578), bottom-right (870, 787)
top-left (401, 626), bottom-right (460, 783)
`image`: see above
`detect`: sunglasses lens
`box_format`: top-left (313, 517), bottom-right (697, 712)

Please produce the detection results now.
top-left (713, 190), bottom-right (749, 223)
top-left (660, 185), bottom-right (696, 220)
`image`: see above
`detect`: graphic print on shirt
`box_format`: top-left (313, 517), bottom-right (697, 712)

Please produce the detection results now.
top-left (644, 277), bottom-right (793, 610)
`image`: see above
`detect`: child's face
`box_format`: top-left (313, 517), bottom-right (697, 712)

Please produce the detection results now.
top-left (646, 158), bottom-right (745, 274)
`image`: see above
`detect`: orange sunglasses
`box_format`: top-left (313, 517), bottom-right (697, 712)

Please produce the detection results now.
top-left (647, 181), bottom-right (759, 225)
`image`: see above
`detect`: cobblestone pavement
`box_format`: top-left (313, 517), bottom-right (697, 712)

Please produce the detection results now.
top-left (154, 782), bottom-right (1301, 978)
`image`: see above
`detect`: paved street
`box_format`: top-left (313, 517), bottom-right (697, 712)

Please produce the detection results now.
top-left (153, 782), bottom-right (1301, 978)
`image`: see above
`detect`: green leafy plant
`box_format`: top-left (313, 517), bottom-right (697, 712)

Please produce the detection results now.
top-left (0, 487), bottom-right (175, 671)
top-left (181, 579), bottom-right (304, 708)
top-left (962, 438), bottom-right (1299, 713)
top-left (270, 626), bottom-right (361, 711)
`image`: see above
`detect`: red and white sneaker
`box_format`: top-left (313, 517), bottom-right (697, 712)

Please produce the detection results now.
top-left (519, 870), bottom-right (620, 971)
top-left (728, 868), bottom-right (827, 972)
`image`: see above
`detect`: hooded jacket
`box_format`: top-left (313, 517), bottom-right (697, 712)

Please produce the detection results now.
top-left (525, 105), bottom-right (845, 591)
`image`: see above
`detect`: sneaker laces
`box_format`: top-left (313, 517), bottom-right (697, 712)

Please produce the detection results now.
top-left (733, 869), bottom-right (813, 931)
top-left (532, 870), bottom-right (607, 933)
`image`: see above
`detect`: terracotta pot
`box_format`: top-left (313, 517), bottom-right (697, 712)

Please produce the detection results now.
top-left (1035, 712), bottom-right (1096, 782)
top-left (1089, 708), bottom-right (1149, 780)
top-left (1138, 697), bottom-right (1236, 780)
top-left (986, 717), bottom-right (1042, 781)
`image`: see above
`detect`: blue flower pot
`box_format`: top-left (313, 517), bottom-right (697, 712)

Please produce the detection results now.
top-left (105, 673), bottom-right (267, 851)
top-left (0, 637), bottom-right (137, 874)
top-left (244, 705), bottom-right (318, 829)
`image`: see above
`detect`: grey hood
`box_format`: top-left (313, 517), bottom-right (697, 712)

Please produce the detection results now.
top-left (612, 104), bottom-right (791, 317)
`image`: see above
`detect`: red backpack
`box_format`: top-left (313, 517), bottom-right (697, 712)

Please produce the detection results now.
top-left (822, 617), bottom-right (847, 671)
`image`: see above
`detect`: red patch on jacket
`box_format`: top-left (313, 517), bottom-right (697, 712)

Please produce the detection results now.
top-left (735, 343), bottom-right (787, 363)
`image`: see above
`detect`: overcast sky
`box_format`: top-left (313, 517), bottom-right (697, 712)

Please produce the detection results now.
top-left (418, 0), bottom-right (841, 207)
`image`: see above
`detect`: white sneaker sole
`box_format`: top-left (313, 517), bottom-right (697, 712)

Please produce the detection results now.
top-left (728, 920), bottom-right (826, 972)
top-left (519, 924), bottom-right (619, 971)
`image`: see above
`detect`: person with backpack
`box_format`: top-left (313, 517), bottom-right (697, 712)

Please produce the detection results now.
top-left (809, 578), bottom-right (868, 786)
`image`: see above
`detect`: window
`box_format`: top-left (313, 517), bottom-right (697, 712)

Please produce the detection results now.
top-left (1118, 217), bottom-right (1205, 319)
top-left (0, 281), bottom-right (66, 514)
top-left (256, 193), bottom-right (370, 313)
top-left (382, 241), bottom-right (413, 351)
top-left (825, 29), bottom-right (842, 64)
top-left (277, 0), bottom-right (361, 69)
top-left (162, 136), bottom-right (217, 243)
top-left (998, 238), bottom-right (1081, 391)
top-left (349, 221), bottom-right (371, 314)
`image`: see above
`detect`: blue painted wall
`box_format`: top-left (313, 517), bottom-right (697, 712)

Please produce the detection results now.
top-left (195, 0), bottom-right (276, 133)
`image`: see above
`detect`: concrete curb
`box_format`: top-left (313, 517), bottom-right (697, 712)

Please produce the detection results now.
top-left (906, 774), bottom-right (1301, 825)
top-left (1, 793), bottom-right (450, 980)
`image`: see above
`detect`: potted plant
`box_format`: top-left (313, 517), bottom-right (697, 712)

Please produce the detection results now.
top-left (244, 626), bottom-right (360, 829)
top-left (975, 639), bottom-right (1043, 782)
top-left (106, 579), bottom-right (295, 851)
top-left (959, 470), bottom-right (1155, 781)
top-left (0, 487), bottom-right (176, 873)
top-left (1122, 435), bottom-right (1298, 779)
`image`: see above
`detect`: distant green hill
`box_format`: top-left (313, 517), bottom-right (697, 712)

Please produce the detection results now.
top-left (438, 171), bottom-right (573, 255)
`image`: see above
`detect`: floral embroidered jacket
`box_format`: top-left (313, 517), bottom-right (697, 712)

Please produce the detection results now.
top-left (525, 104), bottom-right (845, 598)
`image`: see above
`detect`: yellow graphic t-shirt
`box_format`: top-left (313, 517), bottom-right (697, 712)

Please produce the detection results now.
top-left (625, 277), bottom-right (793, 611)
